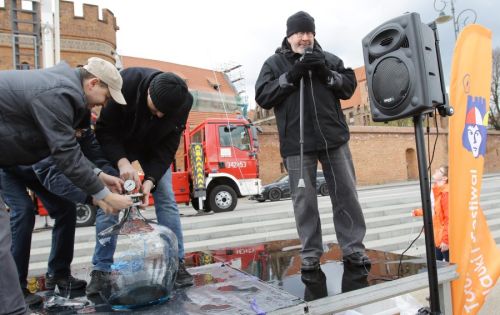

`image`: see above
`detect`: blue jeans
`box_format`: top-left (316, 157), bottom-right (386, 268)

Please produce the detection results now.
top-left (0, 167), bottom-right (76, 288)
top-left (32, 158), bottom-right (90, 205)
top-left (92, 168), bottom-right (185, 272)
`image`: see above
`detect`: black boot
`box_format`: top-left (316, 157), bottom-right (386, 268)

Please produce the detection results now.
top-left (343, 252), bottom-right (371, 267)
top-left (85, 270), bottom-right (111, 296)
top-left (301, 257), bottom-right (320, 271)
top-left (174, 262), bottom-right (194, 288)
top-left (45, 273), bottom-right (87, 290)
top-left (22, 288), bottom-right (43, 306)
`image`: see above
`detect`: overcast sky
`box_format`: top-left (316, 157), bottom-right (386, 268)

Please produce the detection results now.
top-left (74, 0), bottom-right (499, 109)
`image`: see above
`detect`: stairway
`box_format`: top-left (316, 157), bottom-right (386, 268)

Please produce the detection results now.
top-left (28, 173), bottom-right (500, 276)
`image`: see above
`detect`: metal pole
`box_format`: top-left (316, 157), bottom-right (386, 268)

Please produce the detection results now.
top-left (450, 0), bottom-right (458, 39)
top-left (41, 0), bottom-right (55, 68)
top-left (297, 76), bottom-right (305, 188)
top-left (54, 0), bottom-right (60, 63)
top-left (413, 114), bottom-right (441, 315)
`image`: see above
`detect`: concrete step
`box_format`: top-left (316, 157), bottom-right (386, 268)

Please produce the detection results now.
top-left (29, 204), bottom-right (500, 265)
top-left (394, 229), bottom-right (500, 257)
top-left (27, 207), bottom-right (500, 273)
top-left (26, 175), bottom-right (500, 276)
top-left (377, 216), bottom-right (500, 254)
top-left (361, 196), bottom-right (498, 219)
top-left (28, 196), bottom-right (500, 260)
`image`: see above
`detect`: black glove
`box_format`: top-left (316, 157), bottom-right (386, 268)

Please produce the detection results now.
top-left (315, 64), bottom-right (332, 82)
top-left (330, 71), bottom-right (343, 89)
top-left (302, 51), bottom-right (331, 81)
top-left (302, 51), bottom-right (326, 69)
top-left (286, 60), bottom-right (308, 85)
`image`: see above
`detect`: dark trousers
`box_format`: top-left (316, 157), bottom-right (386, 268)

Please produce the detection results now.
top-left (285, 143), bottom-right (367, 259)
top-left (0, 200), bottom-right (27, 315)
top-left (435, 247), bottom-right (449, 262)
top-left (0, 167), bottom-right (76, 289)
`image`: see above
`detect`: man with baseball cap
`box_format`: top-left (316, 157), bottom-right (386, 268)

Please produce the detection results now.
top-left (0, 57), bottom-right (132, 313)
top-left (83, 57), bottom-right (127, 106)
top-left (86, 68), bottom-right (194, 295)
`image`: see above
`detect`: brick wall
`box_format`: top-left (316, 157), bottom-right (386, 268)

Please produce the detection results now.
top-left (485, 129), bottom-right (500, 173)
top-left (256, 125), bottom-right (500, 186)
top-left (0, 0), bottom-right (117, 70)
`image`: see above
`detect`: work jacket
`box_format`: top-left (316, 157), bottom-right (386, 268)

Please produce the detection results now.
top-left (96, 67), bottom-right (193, 184)
top-left (255, 39), bottom-right (356, 157)
top-left (0, 63), bottom-right (105, 196)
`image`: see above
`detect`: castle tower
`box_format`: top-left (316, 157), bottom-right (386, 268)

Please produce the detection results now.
top-left (0, 0), bottom-right (119, 70)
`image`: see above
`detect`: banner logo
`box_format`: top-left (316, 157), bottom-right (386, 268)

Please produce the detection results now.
top-left (462, 95), bottom-right (488, 158)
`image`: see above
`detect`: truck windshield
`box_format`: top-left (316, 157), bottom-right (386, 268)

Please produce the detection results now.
top-left (219, 126), bottom-right (251, 151)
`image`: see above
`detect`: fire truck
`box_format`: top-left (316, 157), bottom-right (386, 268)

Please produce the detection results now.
top-left (35, 117), bottom-right (261, 226)
top-left (172, 117), bottom-right (262, 213)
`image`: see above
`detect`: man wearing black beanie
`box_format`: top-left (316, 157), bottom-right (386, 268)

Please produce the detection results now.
top-left (256, 11), bottom-right (370, 271)
top-left (86, 68), bottom-right (194, 295)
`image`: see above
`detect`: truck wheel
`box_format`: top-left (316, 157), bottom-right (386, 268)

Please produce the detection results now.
top-left (75, 203), bottom-right (96, 227)
top-left (319, 183), bottom-right (329, 196)
top-left (209, 185), bottom-right (237, 213)
top-left (268, 188), bottom-right (282, 201)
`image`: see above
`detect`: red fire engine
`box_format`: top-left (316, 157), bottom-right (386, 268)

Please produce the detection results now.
top-left (172, 117), bottom-right (261, 213)
top-left (35, 117), bottom-right (261, 226)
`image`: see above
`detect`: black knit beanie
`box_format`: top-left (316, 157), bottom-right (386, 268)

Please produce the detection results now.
top-left (149, 72), bottom-right (189, 116)
top-left (286, 11), bottom-right (315, 38)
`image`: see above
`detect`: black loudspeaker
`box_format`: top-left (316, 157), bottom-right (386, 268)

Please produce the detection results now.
top-left (362, 12), bottom-right (445, 122)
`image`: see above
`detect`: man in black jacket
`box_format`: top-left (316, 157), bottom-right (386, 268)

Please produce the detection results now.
top-left (255, 11), bottom-right (370, 271)
top-left (86, 68), bottom-right (194, 295)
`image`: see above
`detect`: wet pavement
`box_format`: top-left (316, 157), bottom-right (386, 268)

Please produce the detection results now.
top-left (28, 239), bottom-right (450, 314)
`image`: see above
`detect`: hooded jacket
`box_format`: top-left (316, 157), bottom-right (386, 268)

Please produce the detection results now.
top-left (255, 39), bottom-right (356, 157)
top-left (96, 67), bottom-right (193, 184)
top-left (0, 62), bottom-right (106, 197)
top-left (413, 183), bottom-right (449, 247)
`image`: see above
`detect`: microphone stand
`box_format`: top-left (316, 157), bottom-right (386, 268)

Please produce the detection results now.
top-left (297, 48), bottom-right (312, 189)
top-left (298, 74), bottom-right (305, 188)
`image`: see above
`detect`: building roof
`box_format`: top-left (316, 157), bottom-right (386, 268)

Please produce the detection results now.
top-left (121, 56), bottom-right (237, 96)
top-left (187, 111), bottom-right (240, 127)
top-left (340, 66), bottom-right (366, 110)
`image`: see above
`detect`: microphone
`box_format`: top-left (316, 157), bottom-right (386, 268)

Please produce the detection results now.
top-left (300, 47), bottom-right (313, 61)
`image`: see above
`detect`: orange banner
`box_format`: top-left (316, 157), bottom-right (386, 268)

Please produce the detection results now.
top-left (448, 25), bottom-right (500, 314)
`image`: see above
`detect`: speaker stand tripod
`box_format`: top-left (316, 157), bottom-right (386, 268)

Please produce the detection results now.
top-left (413, 114), bottom-right (441, 315)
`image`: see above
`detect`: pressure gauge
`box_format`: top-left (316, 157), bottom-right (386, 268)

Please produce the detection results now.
top-left (124, 179), bottom-right (136, 192)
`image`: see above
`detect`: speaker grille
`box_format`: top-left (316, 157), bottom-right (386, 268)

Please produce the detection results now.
top-left (372, 57), bottom-right (410, 110)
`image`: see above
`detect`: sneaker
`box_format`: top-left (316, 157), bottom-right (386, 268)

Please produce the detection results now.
top-left (86, 270), bottom-right (111, 296)
top-left (343, 252), bottom-right (371, 267)
top-left (45, 273), bottom-right (87, 291)
top-left (301, 257), bottom-right (320, 271)
top-left (174, 262), bottom-right (194, 288)
top-left (22, 288), bottom-right (43, 306)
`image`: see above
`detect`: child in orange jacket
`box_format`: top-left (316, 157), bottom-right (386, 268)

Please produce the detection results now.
top-left (412, 165), bottom-right (449, 262)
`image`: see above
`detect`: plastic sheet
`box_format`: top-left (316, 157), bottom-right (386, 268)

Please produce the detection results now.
top-left (176, 264), bottom-right (302, 315)
top-left (43, 286), bottom-right (88, 313)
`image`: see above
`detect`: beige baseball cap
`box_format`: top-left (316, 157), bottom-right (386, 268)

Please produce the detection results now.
top-left (83, 57), bottom-right (126, 105)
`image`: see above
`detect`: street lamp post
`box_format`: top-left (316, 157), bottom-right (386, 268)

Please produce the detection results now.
top-left (434, 0), bottom-right (477, 39)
